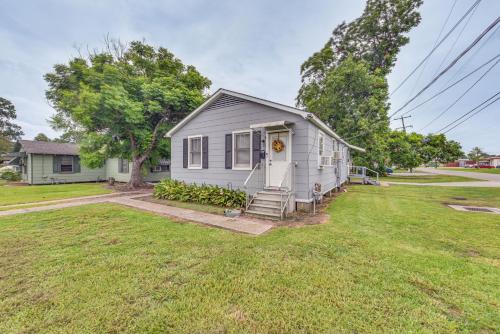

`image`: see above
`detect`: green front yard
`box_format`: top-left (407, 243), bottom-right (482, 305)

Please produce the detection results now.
top-left (0, 183), bottom-right (112, 206)
top-left (439, 167), bottom-right (500, 174)
top-left (0, 185), bottom-right (499, 333)
top-left (381, 174), bottom-right (482, 183)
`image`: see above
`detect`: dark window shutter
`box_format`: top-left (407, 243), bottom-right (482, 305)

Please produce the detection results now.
top-left (202, 136), bottom-right (209, 169)
top-left (74, 156), bottom-right (81, 173)
top-left (252, 130), bottom-right (261, 168)
top-left (225, 134), bottom-right (232, 169)
top-left (183, 138), bottom-right (188, 168)
top-left (53, 155), bottom-right (61, 173)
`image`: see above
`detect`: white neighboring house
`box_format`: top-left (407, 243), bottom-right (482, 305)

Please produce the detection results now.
top-left (166, 88), bottom-right (365, 218)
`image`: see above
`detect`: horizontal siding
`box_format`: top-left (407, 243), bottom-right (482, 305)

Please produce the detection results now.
top-left (171, 101), bottom-right (312, 200)
top-left (30, 154), bottom-right (106, 184)
top-left (105, 158), bottom-right (170, 183)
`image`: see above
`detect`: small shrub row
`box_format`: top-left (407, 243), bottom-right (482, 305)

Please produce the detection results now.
top-left (1, 170), bottom-right (21, 181)
top-left (153, 179), bottom-right (246, 208)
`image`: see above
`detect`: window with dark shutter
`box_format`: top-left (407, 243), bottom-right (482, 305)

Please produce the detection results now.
top-left (202, 136), bottom-right (208, 169)
top-left (53, 155), bottom-right (61, 173)
top-left (225, 134), bottom-right (232, 169)
top-left (74, 156), bottom-right (81, 173)
top-left (183, 138), bottom-right (188, 168)
top-left (252, 130), bottom-right (261, 168)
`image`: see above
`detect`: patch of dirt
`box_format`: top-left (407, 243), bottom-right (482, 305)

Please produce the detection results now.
top-left (271, 187), bottom-right (347, 227)
top-left (105, 182), bottom-right (154, 192)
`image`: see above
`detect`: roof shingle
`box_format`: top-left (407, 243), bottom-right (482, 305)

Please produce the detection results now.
top-left (19, 140), bottom-right (79, 155)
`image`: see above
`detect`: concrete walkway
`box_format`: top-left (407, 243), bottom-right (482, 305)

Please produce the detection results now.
top-left (0, 192), bottom-right (273, 235)
top-left (109, 197), bottom-right (273, 235)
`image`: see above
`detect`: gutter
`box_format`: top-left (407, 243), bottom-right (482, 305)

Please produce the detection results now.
top-left (304, 113), bottom-right (366, 153)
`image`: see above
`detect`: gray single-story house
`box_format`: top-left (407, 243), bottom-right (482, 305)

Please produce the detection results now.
top-left (18, 140), bottom-right (170, 185)
top-left (166, 88), bottom-right (364, 218)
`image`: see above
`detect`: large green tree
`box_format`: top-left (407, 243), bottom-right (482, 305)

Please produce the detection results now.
top-left (387, 131), bottom-right (423, 172)
top-left (421, 134), bottom-right (463, 167)
top-left (297, 0), bottom-right (423, 170)
top-left (0, 97), bottom-right (24, 153)
top-left (45, 41), bottom-right (211, 188)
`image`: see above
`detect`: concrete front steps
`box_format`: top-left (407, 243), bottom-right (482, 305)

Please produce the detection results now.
top-left (246, 189), bottom-right (286, 220)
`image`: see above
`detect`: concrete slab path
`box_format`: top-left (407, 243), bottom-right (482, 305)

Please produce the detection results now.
top-left (0, 192), bottom-right (273, 235)
top-left (109, 197), bottom-right (274, 235)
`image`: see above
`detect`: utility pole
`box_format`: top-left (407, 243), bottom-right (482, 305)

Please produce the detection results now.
top-left (394, 115), bottom-right (413, 132)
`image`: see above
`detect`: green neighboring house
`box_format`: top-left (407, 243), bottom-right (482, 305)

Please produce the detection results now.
top-left (18, 140), bottom-right (170, 185)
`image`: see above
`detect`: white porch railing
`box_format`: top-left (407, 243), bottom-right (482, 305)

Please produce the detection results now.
top-left (279, 162), bottom-right (294, 219)
top-left (348, 165), bottom-right (379, 184)
top-left (243, 162), bottom-right (265, 210)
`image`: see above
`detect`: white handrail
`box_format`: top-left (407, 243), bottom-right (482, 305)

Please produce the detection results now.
top-left (279, 162), bottom-right (292, 190)
top-left (244, 162), bottom-right (260, 187)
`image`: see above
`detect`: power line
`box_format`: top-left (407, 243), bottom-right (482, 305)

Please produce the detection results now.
top-left (441, 95), bottom-right (500, 134)
top-left (389, 0), bottom-right (482, 97)
top-left (404, 0), bottom-right (459, 100)
top-left (401, 53), bottom-right (500, 116)
top-left (436, 91), bottom-right (500, 133)
top-left (389, 15), bottom-right (500, 119)
top-left (420, 57), bottom-right (499, 131)
top-left (432, 2), bottom-right (480, 76)
top-left (443, 25), bottom-right (499, 85)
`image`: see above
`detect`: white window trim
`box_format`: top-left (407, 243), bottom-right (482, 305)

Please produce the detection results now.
top-left (232, 129), bottom-right (252, 171)
top-left (188, 135), bottom-right (203, 169)
top-left (318, 131), bottom-right (325, 169)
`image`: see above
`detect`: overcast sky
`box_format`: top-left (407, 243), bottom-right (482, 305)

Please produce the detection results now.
top-left (1, 0), bottom-right (498, 153)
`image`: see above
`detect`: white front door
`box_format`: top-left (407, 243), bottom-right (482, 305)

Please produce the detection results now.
top-left (266, 131), bottom-right (291, 188)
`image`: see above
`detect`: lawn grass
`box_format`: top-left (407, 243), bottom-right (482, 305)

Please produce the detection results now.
top-left (381, 174), bottom-right (482, 183)
top-left (439, 167), bottom-right (500, 174)
top-left (0, 183), bottom-right (112, 206)
top-left (0, 185), bottom-right (499, 333)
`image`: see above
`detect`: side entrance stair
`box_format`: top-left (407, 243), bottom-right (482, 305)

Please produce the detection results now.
top-left (246, 189), bottom-right (287, 220)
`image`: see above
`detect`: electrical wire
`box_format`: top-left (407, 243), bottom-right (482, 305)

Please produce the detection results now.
top-left (400, 53), bottom-right (500, 116)
top-left (436, 90), bottom-right (500, 133)
top-left (420, 57), bottom-right (499, 131)
top-left (389, 15), bottom-right (500, 119)
top-left (441, 96), bottom-right (499, 134)
top-left (389, 0), bottom-right (482, 96)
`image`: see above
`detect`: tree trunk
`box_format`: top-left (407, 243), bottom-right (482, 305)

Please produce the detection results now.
top-left (128, 157), bottom-right (145, 189)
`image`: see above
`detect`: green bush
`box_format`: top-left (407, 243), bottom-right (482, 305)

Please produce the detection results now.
top-left (0, 170), bottom-right (21, 181)
top-left (154, 179), bottom-right (246, 208)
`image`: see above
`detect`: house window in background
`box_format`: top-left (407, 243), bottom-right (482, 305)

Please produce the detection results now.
top-left (60, 156), bottom-right (74, 172)
top-left (118, 158), bottom-right (129, 173)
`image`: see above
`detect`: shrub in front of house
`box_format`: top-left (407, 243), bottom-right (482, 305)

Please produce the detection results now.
top-left (1, 170), bottom-right (21, 181)
top-left (154, 179), bottom-right (246, 208)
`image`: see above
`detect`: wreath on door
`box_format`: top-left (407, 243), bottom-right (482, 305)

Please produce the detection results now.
top-left (272, 139), bottom-right (285, 153)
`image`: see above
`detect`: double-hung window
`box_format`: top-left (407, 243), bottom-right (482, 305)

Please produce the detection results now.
top-left (60, 156), bottom-right (74, 173)
top-left (118, 158), bottom-right (129, 173)
top-left (233, 130), bottom-right (251, 169)
top-left (188, 136), bottom-right (202, 169)
top-left (318, 132), bottom-right (325, 157)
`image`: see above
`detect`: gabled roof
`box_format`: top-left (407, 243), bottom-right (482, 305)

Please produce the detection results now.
top-left (166, 88), bottom-right (365, 152)
top-left (19, 140), bottom-right (79, 155)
